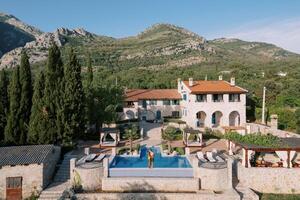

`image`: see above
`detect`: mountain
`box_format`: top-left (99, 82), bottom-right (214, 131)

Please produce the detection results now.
top-left (0, 13), bottom-right (42, 57)
top-left (0, 16), bottom-right (299, 70)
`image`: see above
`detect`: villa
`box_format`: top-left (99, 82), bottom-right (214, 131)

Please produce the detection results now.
top-left (122, 76), bottom-right (247, 131)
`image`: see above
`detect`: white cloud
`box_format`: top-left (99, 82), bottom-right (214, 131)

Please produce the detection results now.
top-left (223, 18), bottom-right (300, 54)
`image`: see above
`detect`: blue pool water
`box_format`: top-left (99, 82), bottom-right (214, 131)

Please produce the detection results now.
top-left (110, 146), bottom-right (192, 168)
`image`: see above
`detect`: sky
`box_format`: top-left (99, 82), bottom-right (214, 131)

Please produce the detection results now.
top-left (1, 0), bottom-right (300, 53)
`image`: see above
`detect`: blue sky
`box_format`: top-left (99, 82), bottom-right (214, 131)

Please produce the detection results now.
top-left (1, 0), bottom-right (300, 53)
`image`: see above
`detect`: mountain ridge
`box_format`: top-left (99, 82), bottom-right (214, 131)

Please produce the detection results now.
top-left (0, 13), bottom-right (299, 70)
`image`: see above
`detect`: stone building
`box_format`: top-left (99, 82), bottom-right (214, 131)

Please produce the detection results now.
top-left (0, 145), bottom-right (61, 200)
top-left (122, 77), bottom-right (247, 130)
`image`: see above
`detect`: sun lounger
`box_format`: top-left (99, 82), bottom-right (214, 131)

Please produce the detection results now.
top-left (196, 152), bottom-right (207, 163)
top-left (206, 152), bottom-right (217, 162)
top-left (94, 154), bottom-right (106, 162)
top-left (215, 155), bottom-right (224, 163)
top-left (86, 153), bottom-right (97, 162)
top-left (76, 156), bottom-right (87, 165)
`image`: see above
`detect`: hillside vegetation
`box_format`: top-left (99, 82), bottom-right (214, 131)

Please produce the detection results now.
top-left (0, 14), bottom-right (299, 132)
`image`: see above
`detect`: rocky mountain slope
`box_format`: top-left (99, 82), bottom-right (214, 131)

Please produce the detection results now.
top-left (0, 13), bottom-right (42, 57)
top-left (0, 14), bottom-right (299, 70)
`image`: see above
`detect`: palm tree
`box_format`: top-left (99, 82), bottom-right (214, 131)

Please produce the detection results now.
top-left (123, 125), bottom-right (139, 154)
top-left (163, 126), bottom-right (177, 153)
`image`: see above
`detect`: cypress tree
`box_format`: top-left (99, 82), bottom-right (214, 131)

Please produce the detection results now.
top-left (63, 48), bottom-right (85, 144)
top-left (28, 71), bottom-right (45, 144)
top-left (42, 43), bottom-right (64, 144)
top-left (19, 51), bottom-right (33, 144)
top-left (85, 53), bottom-right (95, 131)
top-left (5, 67), bottom-right (21, 144)
top-left (0, 70), bottom-right (9, 141)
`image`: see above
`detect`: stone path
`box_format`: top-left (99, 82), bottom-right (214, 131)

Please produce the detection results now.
top-left (38, 153), bottom-right (77, 200)
top-left (140, 122), bottom-right (162, 147)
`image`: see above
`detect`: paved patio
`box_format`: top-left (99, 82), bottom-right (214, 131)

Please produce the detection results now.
top-left (139, 122), bottom-right (163, 147)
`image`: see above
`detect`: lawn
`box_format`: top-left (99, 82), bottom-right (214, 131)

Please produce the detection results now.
top-left (260, 194), bottom-right (300, 200)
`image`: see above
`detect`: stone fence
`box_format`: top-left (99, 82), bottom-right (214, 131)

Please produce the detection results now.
top-left (237, 163), bottom-right (300, 193)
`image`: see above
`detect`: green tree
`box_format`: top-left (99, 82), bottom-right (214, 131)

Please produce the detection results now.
top-left (4, 67), bottom-right (21, 144)
top-left (85, 53), bottom-right (95, 132)
top-left (19, 51), bottom-right (33, 144)
top-left (42, 43), bottom-right (64, 144)
top-left (28, 72), bottom-right (46, 144)
top-left (63, 48), bottom-right (85, 144)
top-left (296, 108), bottom-right (300, 134)
top-left (0, 70), bottom-right (9, 141)
top-left (123, 125), bottom-right (139, 154)
top-left (163, 126), bottom-right (177, 153)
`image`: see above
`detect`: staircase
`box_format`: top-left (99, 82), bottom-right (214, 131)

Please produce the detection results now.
top-left (235, 183), bottom-right (259, 200)
top-left (38, 154), bottom-right (77, 200)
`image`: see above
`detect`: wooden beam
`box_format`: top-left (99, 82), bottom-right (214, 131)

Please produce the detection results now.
top-left (287, 150), bottom-right (291, 168)
top-left (245, 149), bottom-right (248, 168)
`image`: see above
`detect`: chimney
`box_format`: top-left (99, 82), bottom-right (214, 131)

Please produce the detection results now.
top-left (205, 75), bottom-right (207, 81)
top-left (218, 75), bottom-right (223, 80)
top-left (177, 78), bottom-right (182, 92)
top-left (189, 78), bottom-right (194, 87)
top-left (230, 77), bottom-right (235, 86)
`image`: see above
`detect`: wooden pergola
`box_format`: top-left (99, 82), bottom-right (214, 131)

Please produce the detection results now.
top-left (228, 138), bottom-right (300, 168)
top-left (182, 127), bottom-right (204, 147)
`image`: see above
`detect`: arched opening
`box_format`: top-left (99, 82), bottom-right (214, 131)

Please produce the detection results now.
top-left (229, 111), bottom-right (240, 126)
top-left (212, 111), bottom-right (223, 127)
top-left (156, 110), bottom-right (161, 120)
top-left (196, 111), bottom-right (206, 128)
top-left (126, 110), bottom-right (135, 119)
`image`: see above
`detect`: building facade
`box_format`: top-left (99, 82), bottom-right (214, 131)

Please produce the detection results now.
top-left (122, 77), bottom-right (247, 130)
top-left (0, 145), bottom-right (61, 200)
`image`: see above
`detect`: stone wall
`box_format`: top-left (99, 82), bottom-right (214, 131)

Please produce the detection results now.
top-left (237, 163), bottom-right (300, 193)
top-left (101, 177), bottom-right (199, 192)
top-left (195, 167), bottom-right (229, 191)
top-left (0, 164), bottom-right (43, 199)
top-left (42, 146), bottom-right (61, 187)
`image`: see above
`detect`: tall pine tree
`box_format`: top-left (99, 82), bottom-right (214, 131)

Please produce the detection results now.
top-left (19, 51), bottom-right (33, 144)
top-left (5, 67), bottom-right (21, 144)
top-left (0, 70), bottom-right (9, 142)
top-left (63, 48), bottom-right (85, 144)
top-left (28, 71), bottom-right (45, 144)
top-left (42, 43), bottom-right (64, 144)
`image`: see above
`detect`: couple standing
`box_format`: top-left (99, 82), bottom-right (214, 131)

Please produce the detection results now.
top-left (147, 149), bottom-right (155, 168)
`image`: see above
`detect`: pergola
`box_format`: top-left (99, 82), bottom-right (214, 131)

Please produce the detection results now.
top-left (182, 127), bottom-right (204, 147)
top-left (228, 138), bottom-right (300, 168)
top-left (99, 128), bottom-right (120, 147)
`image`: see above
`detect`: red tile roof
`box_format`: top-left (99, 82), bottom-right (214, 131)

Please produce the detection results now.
top-left (182, 80), bottom-right (247, 94)
top-left (125, 89), bottom-right (181, 101)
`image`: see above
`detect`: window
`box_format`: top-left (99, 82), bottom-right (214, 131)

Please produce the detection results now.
top-left (172, 111), bottom-right (180, 118)
top-left (6, 177), bottom-right (22, 189)
top-left (163, 100), bottom-right (171, 105)
top-left (212, 94), bottom-right (223, 102)
top-left (183, 94), bottom-right (187, 101)
top-left (126, 101), bottom-right (134, 107)
top-left (172, 100), bottom-right (180, 105)
top-left (229, 94), bottom-right (240, 102)
top-left (149, 100), bottom-right (157, 105)
top-left (196, 94), bottom-right (207, 102)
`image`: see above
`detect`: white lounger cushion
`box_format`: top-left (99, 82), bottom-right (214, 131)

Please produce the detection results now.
top-left (86, 153), bottom-right (97, 162)
top-left (216, 156), bottom-right (224, 163)
top-left (197, 152), bottom-right (207, 162)
top-left (95, 154), bottom-right (106, 162)
top-left (206, 152), bottom-right (217, 163)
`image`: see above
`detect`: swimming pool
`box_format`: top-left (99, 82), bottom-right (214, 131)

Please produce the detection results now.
top-left (110, 146), bottom-right (192, 168)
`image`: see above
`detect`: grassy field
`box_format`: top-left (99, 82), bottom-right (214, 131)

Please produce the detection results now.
top-left (260, 194), bottom-right (300, 200)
